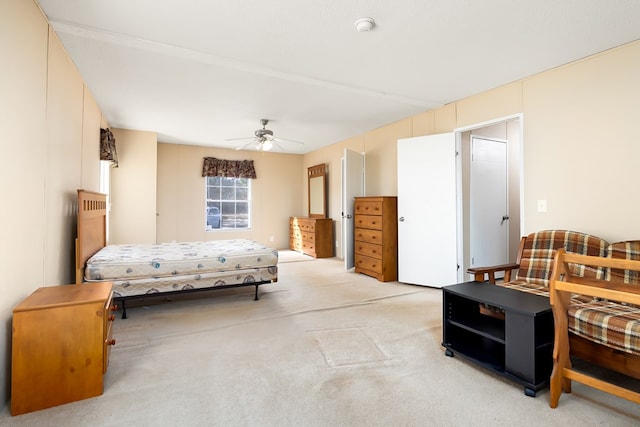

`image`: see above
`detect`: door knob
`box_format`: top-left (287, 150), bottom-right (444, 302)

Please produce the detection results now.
top-left (399, 217), bottom-right (405, 222)
top-left (501, 215), bottom-right (509, 224)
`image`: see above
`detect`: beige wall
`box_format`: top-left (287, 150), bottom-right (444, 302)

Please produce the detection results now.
top-left (304, 40), bottom-right (640, 255)
top-left (82, 88), bottom-right (102, 191)
top-left (363, 118), bottom-right (413, 196)
top-left (156, 143), bottom-right (303, 249)
top-left (0, 0), bottom-right (48, 406)
top-left (44, 27), bottom-right (84, 283)
top-left (521, 42), bottom-right (640, 241)
top-left (110, 128), bottom-right (158, 244)
top-left (0, 0), bottom-right (104, 405)
top-left (457, 82), bottom-right (523, 128)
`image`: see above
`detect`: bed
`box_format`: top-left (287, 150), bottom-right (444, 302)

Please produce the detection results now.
top-left (75, 189), bottom-right (278, 318)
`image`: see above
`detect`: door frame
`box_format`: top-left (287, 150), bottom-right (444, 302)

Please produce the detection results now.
top-left (455, 113), bottom-right (524, 277)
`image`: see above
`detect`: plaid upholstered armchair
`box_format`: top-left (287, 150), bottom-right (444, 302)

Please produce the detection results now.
top-left (468, 230), bottom-right (640, 405)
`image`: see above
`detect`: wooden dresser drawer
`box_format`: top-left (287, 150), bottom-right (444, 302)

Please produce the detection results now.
top-left (290, 228), bottom-right (302, 240)
top-left (355, 228), bottom-right (382, 244)
top-left (300, 241), bottom-right (316, 254)
top-left (290, 238), bottom-right (303, 251)
top-left (103, 296), bottom-right (117, 374)
top-left (290, 228), bottom-right (316, 243)
top-left (355, 241), bottom-right (382, 259)
top-left (300, 223), bottom-right (316, 232)
top-left (355, 201), bottom-right (383, 216)
top-left (289, 217), bottom-right (333, 258)
top-left (354, 214), bottom-right (383, 230)
top-left (290, 218), bottom-right (316, 232)
top-left (355, 254), bottom-right (383, 274)
top-left (290, 238), bottom-right (316, 254)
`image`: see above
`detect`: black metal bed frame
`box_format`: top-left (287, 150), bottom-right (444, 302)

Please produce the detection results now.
top-left (113, 280), bottom-right (271, 319)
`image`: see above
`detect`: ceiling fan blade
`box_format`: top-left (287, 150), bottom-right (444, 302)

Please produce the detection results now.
top-left (225, 137), bottom-right (254, 142)
top-left (273, 137), bottom-right (305, 145)
top-left (235, 140), bottom-right (259, 151)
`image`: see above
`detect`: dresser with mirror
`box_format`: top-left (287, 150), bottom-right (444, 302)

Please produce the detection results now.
top-left (289, 164), bottom-right (333, 258)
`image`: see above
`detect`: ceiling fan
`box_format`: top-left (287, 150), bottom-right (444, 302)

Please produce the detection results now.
top-left (225, 119), bottom-right (304, 151)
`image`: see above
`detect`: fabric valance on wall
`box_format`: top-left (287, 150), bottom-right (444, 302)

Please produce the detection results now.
top-left (202, 157), bottom-right (257, 179)
top-left (100, 128), bottom-right (118, 167)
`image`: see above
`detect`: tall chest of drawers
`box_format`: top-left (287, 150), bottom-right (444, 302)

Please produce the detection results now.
top-left (289, 217), bottom-right (333, 258)
top-left (354, 196), bottom-right (398, 282)
top-left (11, 282), bottom-right (116, 415)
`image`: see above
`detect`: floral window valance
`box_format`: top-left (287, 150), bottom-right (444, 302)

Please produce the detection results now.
top-left (202, 157), bottom-right (257, 179)
top-left (100, 128), bottom-right (118, 167)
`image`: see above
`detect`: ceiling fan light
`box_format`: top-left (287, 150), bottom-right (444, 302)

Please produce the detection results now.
top-left (262, 140), bottom-right (273, 151)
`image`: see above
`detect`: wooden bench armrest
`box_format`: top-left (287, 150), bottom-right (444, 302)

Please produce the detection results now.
top-left (466, 263), bottom-right (520, 284)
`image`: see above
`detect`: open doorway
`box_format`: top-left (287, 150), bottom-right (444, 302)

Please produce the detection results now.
top-left (395, 115), bottom-right (523, 287)
top-left (459, 116), bottom-right (522, 278)
top-left (341, 148), bottom-right (365, 270)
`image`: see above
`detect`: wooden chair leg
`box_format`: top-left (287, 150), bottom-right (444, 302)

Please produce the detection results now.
top-left (549, 366), bottom-right (563, 408)
top-left (550, 291), bottom-right (572, 408)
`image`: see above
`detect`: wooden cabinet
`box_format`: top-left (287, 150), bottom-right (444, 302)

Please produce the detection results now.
top-left (11, 282), bottom-right (116, 415)
top-left (289, 217), bottom-right (333, 258)
top-left (354, 196), bottom-right (398, 282)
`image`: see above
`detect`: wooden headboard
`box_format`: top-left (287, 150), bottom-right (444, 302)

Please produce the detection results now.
top-left (76, 189), bottom-right (108, 284)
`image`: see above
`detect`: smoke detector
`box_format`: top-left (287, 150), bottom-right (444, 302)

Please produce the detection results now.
top-left (355, 17), bottom-right (375, 32)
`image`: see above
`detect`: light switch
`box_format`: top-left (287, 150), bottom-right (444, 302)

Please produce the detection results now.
top-left (537, 199), bottom-right (547, 213)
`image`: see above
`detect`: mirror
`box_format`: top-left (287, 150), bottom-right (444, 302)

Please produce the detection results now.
top-left (308, 164), bottom-right (327, 218)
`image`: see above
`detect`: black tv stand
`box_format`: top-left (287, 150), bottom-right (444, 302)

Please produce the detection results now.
top-left (442, 282), bottom-right (554, 396)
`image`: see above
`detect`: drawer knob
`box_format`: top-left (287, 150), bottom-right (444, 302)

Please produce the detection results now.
top-left (110, 304), bottom-right (118, 311)
top-left (107, 339), bottom-right (116, 346)
top-left (109, 314), bottom-right (116, 321)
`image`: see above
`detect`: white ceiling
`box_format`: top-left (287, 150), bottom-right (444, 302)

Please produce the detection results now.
top-left (36, 0), bottom-right (640, 154)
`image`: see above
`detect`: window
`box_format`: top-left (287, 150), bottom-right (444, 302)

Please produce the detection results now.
top-left (205, 176), bottom-right (251, 230)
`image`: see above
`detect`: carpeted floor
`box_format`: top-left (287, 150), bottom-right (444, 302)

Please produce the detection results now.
top-left (277, 249), bottom-right (317, 263)
top-left (2, 257), bottom-right (639, 426)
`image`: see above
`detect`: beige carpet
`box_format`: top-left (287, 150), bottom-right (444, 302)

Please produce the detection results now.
top-left (2, 257), bottom-right (640, 426)
top-left (277, 249), bottom-right (317, 263)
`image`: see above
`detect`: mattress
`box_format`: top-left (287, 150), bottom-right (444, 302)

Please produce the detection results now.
top-left (85, 239), bottom-right (278, 282)
top-left (111, 266), bottom-right (278, 298)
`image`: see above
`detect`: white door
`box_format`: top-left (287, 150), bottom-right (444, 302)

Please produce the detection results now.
top-left (342, 149), bottom-right (364, 270)
top-left (470, 136), bottom-right (508, 269)
top-left (397, 133), bottom-right (459, 287)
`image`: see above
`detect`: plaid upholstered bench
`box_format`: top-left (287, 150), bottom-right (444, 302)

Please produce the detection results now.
top-left (468, 230), bottom-right (640, 397)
